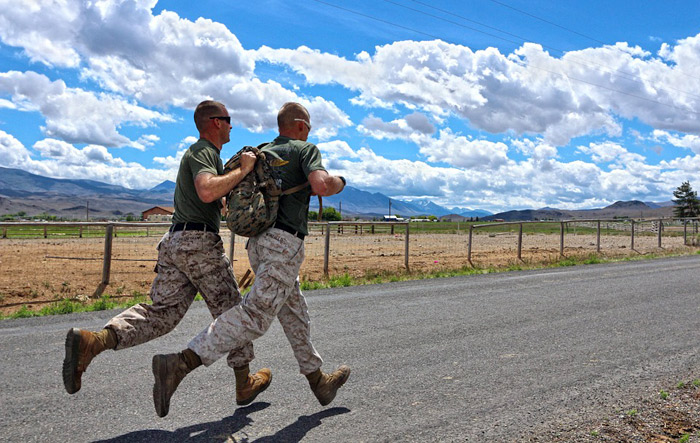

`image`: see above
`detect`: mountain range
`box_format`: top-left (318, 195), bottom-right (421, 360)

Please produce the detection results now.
top-left (479, 200), bottom-right (674, 221)
top-left (0, 166), bottom-right (674, 220)
top-left (307, 186), bottom-right (491, 218)
top-left (0, 167), bottom-right (174, 219)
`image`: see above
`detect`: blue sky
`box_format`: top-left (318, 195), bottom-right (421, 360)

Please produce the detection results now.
top-left (1, 0), bottom-right (699, 213)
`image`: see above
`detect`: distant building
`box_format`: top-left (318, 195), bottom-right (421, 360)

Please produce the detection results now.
top-left (142, 206), bottom-right (174, 221)
top-left (383, 215), bottom-right (405, 222)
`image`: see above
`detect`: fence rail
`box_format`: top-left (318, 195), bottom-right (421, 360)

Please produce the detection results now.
top-left (467, 218), bottom-right (700, 265)
top-left (0, 218), bottom-right (698, 303)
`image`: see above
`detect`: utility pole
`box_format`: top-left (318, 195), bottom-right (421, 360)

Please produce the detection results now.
top-left (389, 200), bottom-right (392, 216)
top-left (339, 201), bottom-right (342, 218)
top-left (86, 200), bottom-right (89, 221)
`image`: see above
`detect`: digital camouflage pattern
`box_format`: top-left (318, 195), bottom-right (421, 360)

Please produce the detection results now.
top-left (106, 230), bottom-right (255, 369)
top-left (188, 228), bottom-right (323, 375)
top-left (224, 145), bottom-right (285, 237)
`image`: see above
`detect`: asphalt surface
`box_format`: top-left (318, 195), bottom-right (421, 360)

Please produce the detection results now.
top-left (1, 255), bottom-right (699, 442)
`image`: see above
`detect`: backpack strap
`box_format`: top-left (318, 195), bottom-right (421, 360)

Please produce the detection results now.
top-left (282, 182), bottom-right (310, 195)
top-left (279, 182), bottom-right (323, 222)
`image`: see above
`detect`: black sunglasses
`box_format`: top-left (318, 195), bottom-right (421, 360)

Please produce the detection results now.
top-left (210, 116), bottom-right (231, 124)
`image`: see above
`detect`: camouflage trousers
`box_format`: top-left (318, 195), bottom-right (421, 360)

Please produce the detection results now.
top-left (188, 227), bottom-right (323, 375)
top-left (105, 230), bottom-right (254, 369)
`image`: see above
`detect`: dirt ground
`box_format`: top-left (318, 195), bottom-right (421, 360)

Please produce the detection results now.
top-left (0, 230), bottom-right (695, 316)
top-left (525, 378), bottom-right (700, 442)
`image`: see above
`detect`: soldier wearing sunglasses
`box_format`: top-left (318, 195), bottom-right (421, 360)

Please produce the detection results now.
top-left (62, 100), bottom-right (268, 407)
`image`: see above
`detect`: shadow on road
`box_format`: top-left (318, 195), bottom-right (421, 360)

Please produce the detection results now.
top-left (93, 403), bottom-right (351, 443)
top-left (252, 407), bottom-right (351, 442)
top-left (93, 402), bottom-right (270, 442)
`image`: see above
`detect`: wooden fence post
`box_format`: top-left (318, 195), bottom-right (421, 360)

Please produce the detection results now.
top-left (323, 223), bottom-right (330, 277)
top-left (404, 222), bottom-right (410, 270)
top-left (559, 222), bottom-right (565, 256)
top-left (596, 220), bottom-right (601, 252)
top-left (657, 219), bottom-right (662, 248)
top-left (79, 225), bottom-right (83, 238)
top-left (467, 224), bottom-right (473, 266)
top-left (631, 220), bottom-right (635, 251)
top-left (93, 223), bottom-right (114, 297)
top-left (517, 223), bottom-right (523, 261)
top-left (684, 219), bottom-right (688, 245)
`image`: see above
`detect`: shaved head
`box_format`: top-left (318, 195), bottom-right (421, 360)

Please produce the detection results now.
top-left (277, 102), bottom-right (310, 131)
top-left (194, 100), bottom-right (226, 132)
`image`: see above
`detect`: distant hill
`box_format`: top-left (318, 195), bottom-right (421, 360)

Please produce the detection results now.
top-left (0, 167), bottom-right (676, 220)
top-left (459, 208), bottom-right (493, 218)
top-left (0, 167), bottom-right (173, 219)
top-left (482, 200), bottom-right (674, 221)
top-left (309, 187), bottom-right (492, 218)
top-left (408, 199), bottom-right (453, 217)
top-left (150, 180), bottom-right (176, 192)
top-left (0, 167), bottom-right (485, 219)
top-left (404, 200), bottom-right (493, 218)
top-left (309, 186), bottom-right (422, 216)
top-left (0, 167), bottom-right (138, 199)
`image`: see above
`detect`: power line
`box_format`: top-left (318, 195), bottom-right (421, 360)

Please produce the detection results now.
top-left (486, 0), bottom-right (700, 82)
top-left (488, 0), bottom-right (609, 47)
top-left (308, 0), bottom-right (700, 116)
top-left (309, 0), bottom-right (444, 40)
top-left (399, 0), bottom-right (700, 102)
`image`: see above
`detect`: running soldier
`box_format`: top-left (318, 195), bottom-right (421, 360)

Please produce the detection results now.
top-left (63, 100), bottom-right (271, 407)
top-left (150, 102), bottom-right (350, 417)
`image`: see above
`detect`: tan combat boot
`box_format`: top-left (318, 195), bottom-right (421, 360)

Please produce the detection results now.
top-left (62, 328), bottom-right (115, 394)
top-left (152, 353), bottom-right (192, 418)
top-left (235, 365), bottom-right (272, 406)
top-left (306, 365), bottom-right (351, 406)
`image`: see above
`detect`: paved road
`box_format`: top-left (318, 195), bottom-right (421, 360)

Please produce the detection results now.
top-left (1, 255), bottom-right (699, 442)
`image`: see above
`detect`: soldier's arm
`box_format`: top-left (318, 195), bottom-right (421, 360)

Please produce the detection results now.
top-left (195, 152), bottom-right (257, 203)
top-left (309, 170), bottom-right (346, 197)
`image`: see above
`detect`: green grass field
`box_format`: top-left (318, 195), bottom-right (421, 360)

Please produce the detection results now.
top-left (311, 220), bottom-right (676, 237)
top-left (0, 224), bottom-right (169, 239)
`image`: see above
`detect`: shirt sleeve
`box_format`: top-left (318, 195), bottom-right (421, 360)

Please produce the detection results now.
top-left (189, 146), bottom-right (221, 180)
top-left (300, 143), bottom-right (327, 178)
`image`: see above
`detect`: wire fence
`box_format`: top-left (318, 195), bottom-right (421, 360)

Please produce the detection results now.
top-left (0, 219), bottom-right (698, 308)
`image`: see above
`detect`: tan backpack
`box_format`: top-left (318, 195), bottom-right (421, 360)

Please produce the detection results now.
top-left (223, 144), bottom-right (309, 237)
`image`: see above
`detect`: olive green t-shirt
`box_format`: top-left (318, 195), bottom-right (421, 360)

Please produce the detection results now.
top-left (262, 136), bottom-right (326, 235)
top-left (172, 138), bottom-right (223, 232)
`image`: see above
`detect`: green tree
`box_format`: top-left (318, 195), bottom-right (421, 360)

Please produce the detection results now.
top-left (308, 210), bottom-right (319, 221)
top-left (673, 181), bottom-right (700, 218)
top-left (322, 207), bottom-right (342, 221)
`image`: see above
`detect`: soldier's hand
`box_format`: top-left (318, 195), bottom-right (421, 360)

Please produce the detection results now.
top-left (240, 152), bottom-right (257, 174)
